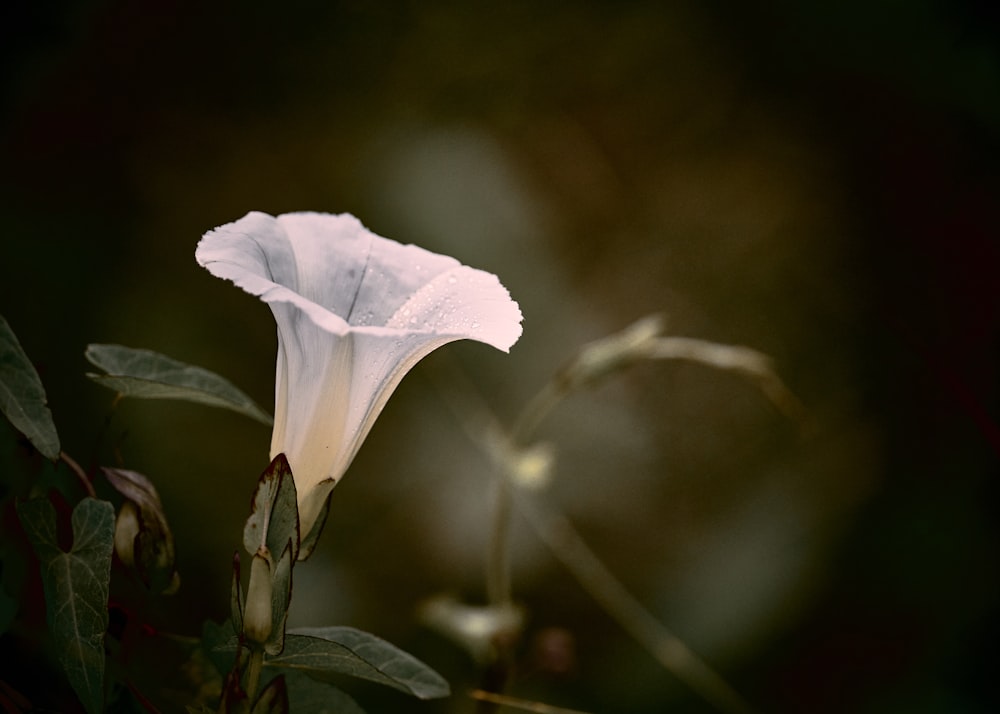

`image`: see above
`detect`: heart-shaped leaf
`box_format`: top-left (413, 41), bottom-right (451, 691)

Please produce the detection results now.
top-left (18, 497), bottom-right (114, 714)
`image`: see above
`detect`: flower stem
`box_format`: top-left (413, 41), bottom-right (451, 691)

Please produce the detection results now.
top-left (245, 647), bottom-right (264, 703)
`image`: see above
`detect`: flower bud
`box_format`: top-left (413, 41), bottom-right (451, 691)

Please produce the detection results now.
top-left (114, 501), bottom-right (140, 567)
top-left (243, 551), bottom-right (273, 645)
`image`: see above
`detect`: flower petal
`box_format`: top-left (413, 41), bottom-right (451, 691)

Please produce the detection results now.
top-left (197, 211), bottom-right (523, 544)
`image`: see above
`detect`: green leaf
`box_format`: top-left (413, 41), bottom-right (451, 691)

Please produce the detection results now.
top-left (85, 344), bottom-right (273, 426)
top-left (17, 497), bottom-right (114, 714)
top-left (203, 618), bottom-right (239, 681)
top-left (268, 627), bottom-right (450, 700)
top-left (0, 314), bottom-right (60, 459)
top-left (243, 454), bottom-right (299, 563)
top-left (283, 671), bottom-right (365, 714)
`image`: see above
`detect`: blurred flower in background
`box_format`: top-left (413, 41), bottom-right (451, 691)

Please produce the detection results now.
top-left (2, 1), bottom-right (998, 712)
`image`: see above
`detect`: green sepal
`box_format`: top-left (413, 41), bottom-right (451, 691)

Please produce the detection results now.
top-left (230, 553), bottom-right (244, 635)
top-left (243, 454), bottom-right (300, 564)
top-left (265, 541), bottom-right (293, 656)
top-left (297, 480), bottom-right (335, 561)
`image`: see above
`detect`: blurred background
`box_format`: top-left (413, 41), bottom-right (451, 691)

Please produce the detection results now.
top-left (2, 1), bottom-right (998, 712)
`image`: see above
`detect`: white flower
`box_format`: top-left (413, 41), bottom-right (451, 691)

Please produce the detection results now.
top-left (196, 212), bottom-right (522, 555)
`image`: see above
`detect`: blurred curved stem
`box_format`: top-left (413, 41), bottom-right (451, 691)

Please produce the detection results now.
top-left (509, 382), bottom-right (565, 445)
top-left (486, 475), bottom-right (513, 606)
top-left (426, 350), bottom-right (766, 714)
top-left (487, 382), bottom-right (566, 607)
top-left (60, 451), bottom-right (95, 498)
top-left (514, 491), bottom-right (755, 714)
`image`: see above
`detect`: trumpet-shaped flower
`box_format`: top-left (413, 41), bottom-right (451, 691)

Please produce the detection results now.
top-left (196, 212), bottom-right (522, 555)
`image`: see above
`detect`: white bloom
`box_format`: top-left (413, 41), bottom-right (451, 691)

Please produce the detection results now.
top-left (196, 212), bottom-right (522, 554)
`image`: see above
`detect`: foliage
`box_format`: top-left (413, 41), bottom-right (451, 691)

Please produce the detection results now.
top-left (0, 314), bottom-right (60, 460)
top-left (0, 316), bottom-right (452, 712)
top-left (85, 343), bottom-right (273, 426)
top-left (17, 497), bottom-right (114, 714)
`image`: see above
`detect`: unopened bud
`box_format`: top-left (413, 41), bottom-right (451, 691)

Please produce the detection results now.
top-left (243, 551), bottom-right (273, 645)
top-left (114, 501), bottom-right (140, 567)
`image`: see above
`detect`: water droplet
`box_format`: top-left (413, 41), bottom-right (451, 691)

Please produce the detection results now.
top-left (447, 275), bottom-right (458, 284)
top-left (471, 321), bottom-right (480, 329)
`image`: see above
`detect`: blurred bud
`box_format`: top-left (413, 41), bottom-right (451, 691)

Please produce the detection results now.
top-left (419, 594), bottom-right (525, 664)
top-left (557, 314), bottom-right (664, 391)
top-left (530, 627), bottom-right (577, 677)
top-left (243, 552), bottom-right (273, 645)
top-left (103, 467), bottom-right (180, 594)
top-left (114, 501), bottom-right (140, 567)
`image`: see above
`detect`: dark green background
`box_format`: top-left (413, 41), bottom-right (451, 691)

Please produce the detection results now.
top-left (2, 1), bottom-right (998, 712)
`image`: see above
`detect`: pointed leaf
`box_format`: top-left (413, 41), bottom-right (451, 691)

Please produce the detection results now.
top-left (17, 497), bottom-right (114, 714)
top-left (203, 619), bottom-right (240, 680)
top-left (269, 627), bottom-right (450, 699)
top-left (85, 344), bottom-right (273, 425)
top-left (0, 314), bottom-right (60, 459)
top-left (243, 454), bottom-right (299, 563)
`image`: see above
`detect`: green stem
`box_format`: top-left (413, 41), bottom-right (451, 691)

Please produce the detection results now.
top-left (245, 647), bottom-right (264, 702)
